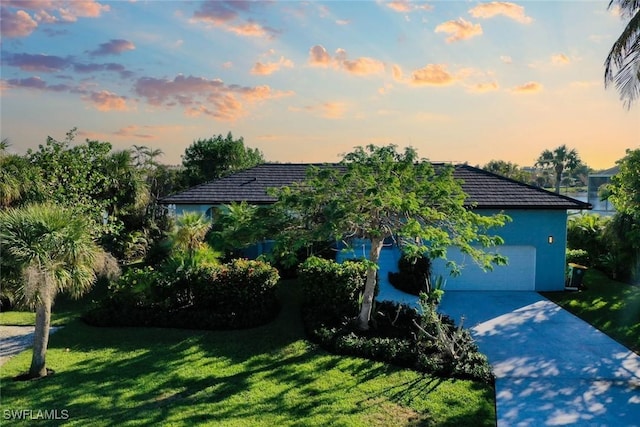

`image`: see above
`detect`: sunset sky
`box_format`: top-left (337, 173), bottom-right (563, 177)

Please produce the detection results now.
top-left (1, 0), bottom-right (638, 170)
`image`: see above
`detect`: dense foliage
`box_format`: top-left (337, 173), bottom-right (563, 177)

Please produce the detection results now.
top-left (84, 259), bottom-right (280, 329)
top-left (297, 257), bottom-right (492, 382)
top-left (180, 132), bottom-right (264, 187)
top-left (273, 144), bottom-right (509, 330)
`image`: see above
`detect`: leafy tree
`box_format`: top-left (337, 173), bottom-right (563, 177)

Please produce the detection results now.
top-left (605, 0), bottom-right (640, 109)
top-left (26, 129), bottom-right (149, 238)
top-left (481, 160), bottom-right (532, 183)
top-left (0, 140), bottom-right (42, 208)
top-left (607, 148), bottom-right (640, 220)
top-left (181, 132), bottom-right (264, 187)
top-left (274, 145), bottom-right (509, 330)
top-left (0, 204), bottom-right (118, 378)
top-left (535, 145), bottom-right (582, 193)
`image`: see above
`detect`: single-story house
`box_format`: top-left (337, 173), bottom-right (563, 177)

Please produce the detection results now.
top-left (161, 163), bottom-right (591, 293)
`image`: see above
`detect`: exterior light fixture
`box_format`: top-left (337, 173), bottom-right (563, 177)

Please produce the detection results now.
top-left (548, 235), bottom-right (554, 244)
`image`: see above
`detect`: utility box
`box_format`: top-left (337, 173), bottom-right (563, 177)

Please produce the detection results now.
top-left (566, 263), bottom-right (588, 290)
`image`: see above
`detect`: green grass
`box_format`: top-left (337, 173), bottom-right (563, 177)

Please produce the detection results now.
top-left (542, 269), bottom-right (640, 354)
top-left (0, 281), bottom-right (495, 426)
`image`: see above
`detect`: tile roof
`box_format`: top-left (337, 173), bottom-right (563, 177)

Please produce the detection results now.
top-left (161, 163), bottom-right (591, 210)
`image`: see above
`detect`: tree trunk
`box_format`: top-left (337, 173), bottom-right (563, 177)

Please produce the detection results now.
top-left (554, 165), bottom-right (563, 194)
top-left (356, 236), bottom-right (384, 330)
top-left (29, 296), bottom-right (52, 378)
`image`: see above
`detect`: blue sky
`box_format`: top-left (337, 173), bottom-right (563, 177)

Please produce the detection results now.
top-left (1, 1), bottom-right (638, 169)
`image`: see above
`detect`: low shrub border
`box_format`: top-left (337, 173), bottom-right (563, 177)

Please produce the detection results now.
top-left (83, 259), bottom-right (280, 330)
top-left (302, 302), bottom-right (493, 383)
top-left (297, 256), bottom-right (493, 383)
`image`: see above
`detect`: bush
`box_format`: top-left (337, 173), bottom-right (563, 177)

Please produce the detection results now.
top-left (84, 259), bottom-right (280, 330)
top-left (303, 300), bottom-right (493, 383)
top-left (298, 256), bottom-right (368, 321)
top-left (566, 249), bottom-right (590, 267)
top-left (388, 254), bottom-right (431, 295)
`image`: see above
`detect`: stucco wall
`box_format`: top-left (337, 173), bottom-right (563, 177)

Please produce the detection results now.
top-left (170, 203), bottom-right (570, 292)
top-left (490, 209), bottom-right (568, 291)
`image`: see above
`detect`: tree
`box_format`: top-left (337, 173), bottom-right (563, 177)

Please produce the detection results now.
top-left (607, 148), bottom-right (640, 218)
top-left (535, 145), bottom-right (582, 193)
top-left (0, 140), bottom-right (42, 208)
top-left (26, 129), bottom-right (149, 239)
top-left (482, 160), bottom-right (532, 183)
top-left (0, 204), bottom-right (118, 378)
top-left (181, 132), bottom-right (264, 187)
top-left (604, 0), bottom-right (640, 109)
top-left (274, 145), bottom-right (509, 330)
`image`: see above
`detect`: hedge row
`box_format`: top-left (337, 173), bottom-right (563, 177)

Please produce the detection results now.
top-left (83, 259), bottom-right (280, 330)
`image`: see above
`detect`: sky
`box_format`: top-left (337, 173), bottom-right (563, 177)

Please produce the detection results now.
top-left (1, 1), bottom-right (638, 170)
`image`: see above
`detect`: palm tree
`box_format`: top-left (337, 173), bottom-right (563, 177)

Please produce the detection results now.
top-left (171, 212), bottom-right (212, 256)
top-left (605, 0), bottom-right (640, 109)
top-left (0, 204), bottom-right (118, 378)
top-left (535, 145), bottom-right (582, 194)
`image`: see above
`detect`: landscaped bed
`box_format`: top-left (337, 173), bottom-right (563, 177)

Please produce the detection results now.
top-left (0, 280), bottom-right (496, 426)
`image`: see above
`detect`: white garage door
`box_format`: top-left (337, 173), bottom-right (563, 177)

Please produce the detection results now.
top-left (432, 246), bottom-right (536, 291)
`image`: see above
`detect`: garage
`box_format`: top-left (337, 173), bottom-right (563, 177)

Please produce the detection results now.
top-left (432, 246), bottom-right (537, 291)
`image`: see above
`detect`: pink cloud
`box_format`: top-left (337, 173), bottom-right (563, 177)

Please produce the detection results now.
top-left (309, 45), bottom-right (385, 76)
top-left (114, 125), bottom-right (156, 140)
top-left (290, 102), bottom-right (346, 119)
top-left (410, 64), bottom-right (456, 86)
top-left (4, 76), bottom-right (72, 92)
top-left (84, 90), bottom-right (129, 111)
top-left (551, 53), bottom-right (571, 65)
top-left (90, 39), bottom-right (135, 56)
top-left (385, 1), bottom-right (433, 13)
top-left (191, 1), bottom-right (277, 38)
top-left (4, 53), bottom-right (70, 72)
top-left (0, 1), bottom-right (110, 38)
top-left (435, 18), bottom-right (483, 43)
top-left (309, 45), bottom-right (332, 66)
top-left (251, 56), bottom-right (294, 76)
top-left (134, 74), bottom-right (293, 121)
top-left (58, 0), bottom-right (110, 22)
top-left (468, 82), bottom-right (500, 93)
top-left (335, 49), bottom-right (385, 75)
top-left (469, 2), bottom-right (532, 24)
top-left (0, 8), bottom-right (38, 37)
top-left (511, 81), bottom-right (543, 93)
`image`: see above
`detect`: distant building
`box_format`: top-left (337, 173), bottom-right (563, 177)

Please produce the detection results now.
top-left (587, 166), bottom-right (619, 214)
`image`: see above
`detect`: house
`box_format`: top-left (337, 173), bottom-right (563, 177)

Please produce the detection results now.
top-left (161, 163), bottom-right (591, 293)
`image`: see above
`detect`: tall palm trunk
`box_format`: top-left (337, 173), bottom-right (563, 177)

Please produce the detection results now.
top-left (356, 236), bottom-right (384, 330)
top-left (29, 295), bottom-right (52, 378)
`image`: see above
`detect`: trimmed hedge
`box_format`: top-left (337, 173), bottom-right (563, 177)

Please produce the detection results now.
top-left (83, 259), bottom-right (280, 330)
top-left (566, 248), bottom-right (590, 267)
top-left (298, 256), bottom-right (369, 321)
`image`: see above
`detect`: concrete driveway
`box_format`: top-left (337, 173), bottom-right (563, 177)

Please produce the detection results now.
top-left (438, 292), bottom-right (640, 427)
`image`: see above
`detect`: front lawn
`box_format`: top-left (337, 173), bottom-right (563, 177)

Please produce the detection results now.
top-left (0, 281), bottom-right (495, 426)
top-left (542, 269), bottom-right (640, 354)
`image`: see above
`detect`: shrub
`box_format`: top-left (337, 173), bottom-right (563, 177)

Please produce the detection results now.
top-left (388, 254), bottom-right (431, 296)
top-left (567, 214), bottom-right (608, 267)
top-left (84, 259), bottom-right (280, 330)
top-left (566, 249), bottom-right (590, 267)
top-left (298, 256), bottom-right (368, 321)
top-left (303, 300), bottom-right (493, 383)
